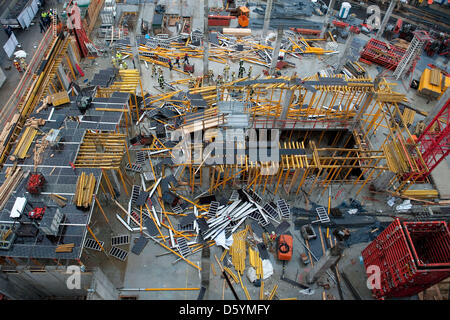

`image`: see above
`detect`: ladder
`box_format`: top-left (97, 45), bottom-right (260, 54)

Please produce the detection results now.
top-left (393, 31), bottom-right (430, 80)
top-left (178, 223), bottom-right (195, 232)
top-left (263, 202), bottom-right (280, 222)
top-left (176, 237), bottom-right (191, 257)
top-left (84, 238), bottom-right (104, 251)
top-left (207, 201), bottom-right (220, 218)
top-left (172, 204), bottom-right (184, 214)
top-left (130, 211), bottom-right (149, 228)
top-left (131, 185), bottom-right (141, 204)
top-left (277, 199), bottom-right (291, 220)
top-left (109, 246), bottom-right (129, 261)
top-left (313, 206), bottom-right (330, 224)
top-left (126, 163), bottom-right (143, 173)
top-left (230, 190), bottom-right (239, 202)
top-left (246, 188), bottom-right (263, 205)
top-left (52, 8), bottom-right (57, 38)
top-left (136, 151), bottom-right (146, 164)
top-left (111, 235), bottom-right (130, 246)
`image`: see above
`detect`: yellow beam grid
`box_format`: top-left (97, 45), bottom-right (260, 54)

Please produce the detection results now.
top-left (142, 74), bottom-right (432, 196)
top-left (229, 226), bottom-right (249, 276)
top-left (95, 69), bottom-right (145, 120)
top-left (74, 132), bottom-right (127, 169)
top-left (138, 33), bottom-right (337, 74)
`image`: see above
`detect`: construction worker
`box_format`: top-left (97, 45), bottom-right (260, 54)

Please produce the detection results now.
top-left (44, 11), bottom-right (51, 28)
top-left (269, 231), bottom-right (277, 243)
top-left (13, 59), bottom-right (22, 73)
top-left (247, 65), bottom-right (253, 78)
top-left (216, 74), bottom-right (224, 86)
top-left (19, 58), bottom-right (27, 71)
top-left (238, 60), bottom-right (245, 78)
top-left (4, 25), bottom-right (12, 37)
top-left (207, 69), bottom-right (214, 85)
top-left (112, 56), bottom-right (118, 68)
top-left (183, 53), bottom-right (190, 64)
top-left (188, 75), bottom-right (195, 88)
top-left (158, 67), bottom-right (163, 77)
top-left (223, 63), bottom-right (230, 81)
top-left (151, 63), bottom-right (156, 77)
top-left (249, 86), bottom-right (255, 99)
top-left (158, 73), bottom-right (165, 89)
top-left (39, 19), bottom-right (46, 33)
top-left (175, 56), bottom-right (180, 68)
top-left (41, 11), bottom-right (48, 27)
top-left (231, 71), bottom-right (236, 82)
top-left (168, 58), bottom-right (173, 72)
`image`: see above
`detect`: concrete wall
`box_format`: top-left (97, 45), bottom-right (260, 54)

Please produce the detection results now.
top-left (87, 267), bottom-right (119, 300)
top-left (0, 266), bottom-right (93, 299)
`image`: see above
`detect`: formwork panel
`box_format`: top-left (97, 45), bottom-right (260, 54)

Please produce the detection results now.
top-left (362, 219), bottom-right (450, 299)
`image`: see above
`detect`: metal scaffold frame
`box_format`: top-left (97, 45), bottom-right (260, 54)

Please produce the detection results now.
top-left (146, 75), bottom-right (417, 197)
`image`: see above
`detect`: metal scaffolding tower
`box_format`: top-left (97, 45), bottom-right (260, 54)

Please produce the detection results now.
top-left (415, 93), bottom-right (450, 180)
top-left (392, 31), bottom-right (431, 80)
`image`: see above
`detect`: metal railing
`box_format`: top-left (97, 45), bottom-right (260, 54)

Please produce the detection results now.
top-left (0, 25), bottom-right (56, 128)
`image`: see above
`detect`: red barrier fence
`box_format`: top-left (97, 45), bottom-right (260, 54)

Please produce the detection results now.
top-left (360, 38), bottom-right (406, 70)
top-left (362, 218), bottom-right (450, 299)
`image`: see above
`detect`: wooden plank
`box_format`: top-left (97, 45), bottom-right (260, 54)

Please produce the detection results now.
top-left (222, 28), bottom-right (252, 37)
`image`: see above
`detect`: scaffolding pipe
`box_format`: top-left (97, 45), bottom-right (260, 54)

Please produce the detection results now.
top-left (262, 0), bottom-right (274, 38)
top-left (376, 0), bottom-right (398, 39)
top-left (203, 0), bottom-right (210, 76)
top-left (269, 27), bottom-right (283, 76)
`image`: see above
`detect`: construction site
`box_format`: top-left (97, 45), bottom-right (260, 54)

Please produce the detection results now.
top-left (0, 0), bottom-right (448, 303)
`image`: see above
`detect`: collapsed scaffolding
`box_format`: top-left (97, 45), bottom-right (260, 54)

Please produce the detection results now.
top-left (138, 74), bottom-right (432, 203)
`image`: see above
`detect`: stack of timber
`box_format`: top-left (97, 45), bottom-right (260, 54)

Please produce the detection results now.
top-left (418, 277), bottom-right (450, 300)
top-left (55, 243), bottom-right (75, 253)
top-left (229, 226), bottom-right (249, 276)
top-left (48, 91), bottom-right (70, 106)
top-left (83, 0), bottom-right (105, 37)
top-left (12, 127), bottom-right (38, 160)
top-left (50, 193), bottom-right (68, 207)
top-left (0, 114), bottom-right (20, 156)
top-left (75, 132), bottom-right (126, 169)
top-left (248, 245), bottom-right (263, 279)
top-left (0, 167), bottom-right (25, 210)
top-left (74, 172), bottom-right (96, 209)
top-left (402, 189), bottom-right (439, 199)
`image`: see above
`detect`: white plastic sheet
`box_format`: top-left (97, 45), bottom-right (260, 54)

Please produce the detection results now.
top-left (396, 200), bottom-right (412, 213)
top-left (214, 230), bottom-right (233, 250)
top-left (262, 259), bottom-right (273, 280)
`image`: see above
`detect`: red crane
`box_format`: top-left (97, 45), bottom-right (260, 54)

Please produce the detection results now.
top-left (407, 96), bottom-right (450, 181)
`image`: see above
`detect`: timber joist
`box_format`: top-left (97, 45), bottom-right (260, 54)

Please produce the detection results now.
top-left (74, 172), bottom-right (96, 208)
top-left (75, 132), bottom-right (126, 169)
top-left (12, 127), bottom-right (38, 160)
top-left (376, 92), bottom-right (406, 103)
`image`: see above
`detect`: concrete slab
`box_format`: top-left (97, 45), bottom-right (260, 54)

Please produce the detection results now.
top-left (122, 233), bottom-right (202, 299)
